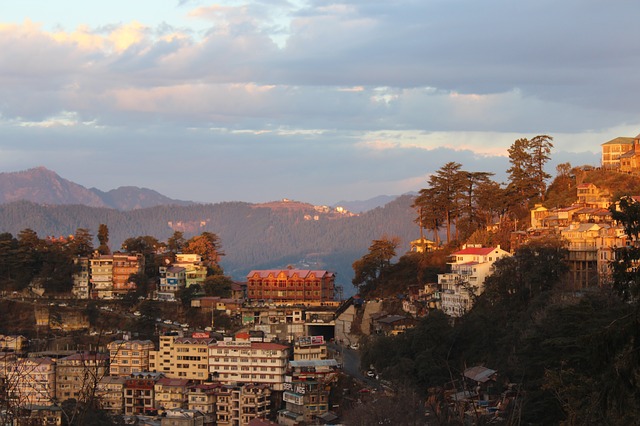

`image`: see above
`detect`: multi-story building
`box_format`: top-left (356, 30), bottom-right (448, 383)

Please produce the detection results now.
top-left (597, 224), bottom-right (628, 286)
top-left (174, 254), bottom-right (208, 288)
top-left (108, 339), bottom-right (155, 377)
top-left (123, 372), bottom-right (164, 416)
top-left (293, 336), bottom-right (328, 361)
top-left (0, 335), bottom-right (28, 353)
top-left (560, 222), bottom-right (602, 290)
top-left (97, 375), bottom-right (126, 414)
top-left (246, 269), bottom-right (335, 303)
top-left (240, 305), bottom-right (306, 342)
top-left (601, 136), bottom-right (636, 170)
top-left (90, 254), bottom-right (114, 299)
top-left (208, 339), bottom-right (289, 390)
top-left (279, 379), bottom-right (330, 425)
top-left (8, 357), bottom-right (56, 407)
top-left (158, 266), bottom-right (187, 301)
top-left (72, 256), bottom-right (90, 299)
top-left (55, 352), bottom-right (109, 404)
top-left (112, 253), bottom-right (145, 297)
top-left (187, 382), bottom-right (221, 414)
top-left (149, 333), bottom-right (214, 382)
top-left (215, 383), bottom-right (271, 426)
top-left (154, 377), bottom-right (190, 413)
top-left (439, 245), bottom-right (511, 317)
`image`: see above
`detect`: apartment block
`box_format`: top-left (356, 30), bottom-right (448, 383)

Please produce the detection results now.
top-left (112, 253), bottom-right (145, 297)
top-left (90, 254), bottom-right (114, 299)
top-left (279, 379), bottom-right (330, 425)
top-left (187, 382), bottom-right (221, 414)
top-left (8, 357), bottom-right (56, 407)
top-left (72, 256), bottom-right (90, 299)
top-left (174, 254), bottom-right (208, 288)
top-left (216, 383), bottom-right (271, 426)
top-left (123, 372), bottom-right (165, 416)
top-left (108, 339), bottom-right (155, 377)
top-left (158, 266), bottom-right (187, 301)
top-left (149, 333), bottom-right (214, 382)
top-left (208, 339), bottom-right (289, 390)
top-left (155, 377), bottom-right (190, 412)
top-left (97, 375), bottom-right (126, 414)
top-left (55, 352), bottom-right (109, 404)
top-left (439, 245), bottom-right (511, 317)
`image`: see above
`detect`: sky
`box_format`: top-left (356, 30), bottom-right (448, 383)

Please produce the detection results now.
top-left (0, 0), bottom-right (637, 206)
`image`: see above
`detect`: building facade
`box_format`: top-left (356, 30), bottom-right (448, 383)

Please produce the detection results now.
top-left (208, 340), bottom-right (289, 390)
top-left (439, 245), bottom-right (511, 317)
top-left (149, 333), bottom-right (214, 382)
top-left (112, 253), bottom-right (145, 297)
top-left (246, 270), bottom-right (335, 303)
top-left (108, 339), bottom-right (155, 377)
top-left (55, 352), bottom-right (109, 404)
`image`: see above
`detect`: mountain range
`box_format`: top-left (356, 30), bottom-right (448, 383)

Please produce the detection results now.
top-left (0, 168), bottom-right (419, 295)
top-left (0, 167), bottom-right (193, 210)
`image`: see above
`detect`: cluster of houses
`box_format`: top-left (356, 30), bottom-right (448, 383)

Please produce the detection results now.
top-left (0, 330), bottom-right (339, 426)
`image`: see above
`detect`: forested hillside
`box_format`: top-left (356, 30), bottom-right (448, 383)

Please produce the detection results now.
top-left (0, 196), bottom-right (418, 293)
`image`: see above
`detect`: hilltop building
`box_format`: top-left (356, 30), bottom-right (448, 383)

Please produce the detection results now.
top-left (601, 136), bottom-right (636, 170)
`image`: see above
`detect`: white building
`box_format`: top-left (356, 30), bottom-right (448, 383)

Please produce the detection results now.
top-left (208, 337), bottom-right (289, 391)
top-left (439, 245), bottom-right (511, 317)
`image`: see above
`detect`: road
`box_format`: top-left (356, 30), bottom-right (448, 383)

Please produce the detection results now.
top-left (328, 341), bottom-right (380, 389)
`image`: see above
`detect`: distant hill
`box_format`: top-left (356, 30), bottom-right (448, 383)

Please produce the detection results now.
top-left (0, 195), bottom-right (420, 297)
top-left (0, 167), bottom-right (192, 210)
top-left (333, 193), bottom-right (418, 213)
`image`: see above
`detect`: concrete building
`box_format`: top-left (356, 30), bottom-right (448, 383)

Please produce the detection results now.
top-left (108, 339), bottom-right (155, 377)
top-left (601, 136), bottom-right (635, 170)
top-left (123, 372), bottom-right (165, 416)
top-left (187, 382), bottom-right (221, 414)
top-left (208, 338), bottom-right (289, 390)
top-left (97, 375), bottom-right (126, 414)
top-left (112, 253), bottom-right (145, 297)
top-left (279, 379), bottom-right (330, 425)
top-left (155, 377), bottom-right (191, 413)
top-left (72, 256), bottom-right (90, 299)
top-left (90, 254), bottom-right (113, 299)
top-left (293, 336), bottom-right (328, 361)
top-left (8, 357), bottom-right (56, 407)
top-left (439, 245), bottom-right (511, 317)
top-left (55, 352), bottom-right (109, 404)
top-left (174, 254), bottom-right (208, 288)
top-left (215, 383), bottom-right (271, 426)
top-left (149, 333), bottom-right (215, 382)
top-left (159, 266), bottom-right (187, 301)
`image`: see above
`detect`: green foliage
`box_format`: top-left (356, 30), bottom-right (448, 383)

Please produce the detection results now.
top-left (204, 274), bottom-right (234, 297)
top-left (352, 236), bottom-right (399, 297)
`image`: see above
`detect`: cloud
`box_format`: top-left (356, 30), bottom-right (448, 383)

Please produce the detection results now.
top-left (0, 1), bottom-right (635, 204)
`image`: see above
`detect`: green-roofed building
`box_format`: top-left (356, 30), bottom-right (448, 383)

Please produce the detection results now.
top-left (601, 136), bottom-right (636, 170)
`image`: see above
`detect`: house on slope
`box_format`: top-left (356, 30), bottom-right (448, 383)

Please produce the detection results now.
top-left (438, 245), bottom-right (511, 317)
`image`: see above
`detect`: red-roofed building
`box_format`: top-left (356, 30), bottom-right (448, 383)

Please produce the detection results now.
top-left (439, 245), bottom-right (511, 317)
top-left (246, 269), bottom-right (335, 303)
top-left (154, 377), bottom-right (191, 413)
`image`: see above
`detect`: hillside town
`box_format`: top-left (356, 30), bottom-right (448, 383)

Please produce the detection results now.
top-left (2, 135), bottom-right (640, 425)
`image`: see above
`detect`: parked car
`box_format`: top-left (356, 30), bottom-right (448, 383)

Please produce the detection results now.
top-left (366, 370), bottom-right (376, 378)
top-left (163, 319), bottom-right (172, 324)
top-left (133, 311), bottom-right (141, 316)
